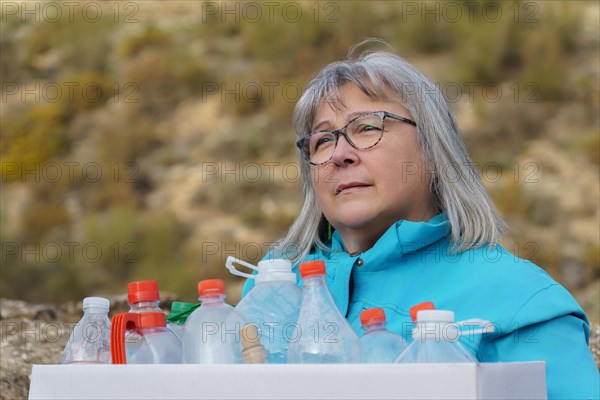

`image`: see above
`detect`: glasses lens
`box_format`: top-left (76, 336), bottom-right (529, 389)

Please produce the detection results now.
top-left (308, 131), bottom-right (336, 164)
top-left (304, 113), bottom-right (385, 165)
top-left (347, 114), bottom-right (384, 149)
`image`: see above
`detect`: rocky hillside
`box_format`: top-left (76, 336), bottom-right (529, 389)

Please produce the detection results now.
top-left (2, 1), bottom-right (598, 304)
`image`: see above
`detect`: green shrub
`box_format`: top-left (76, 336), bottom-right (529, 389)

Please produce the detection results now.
top-left (59, 71), bottom-right (115, 114)
top-left (83, 207), bottom-right (140, 286)
top-left (1, 103), bottom-right (68, 182)
top-left (117, 26), bottom-right (171, 59)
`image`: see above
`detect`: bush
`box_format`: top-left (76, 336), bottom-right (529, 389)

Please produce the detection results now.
top-left (59, 71), bottom-right (115, 115)
top-left (117, 26), bottom-right (171, 59)
top-left (1, 103), bottom-right (69, 182)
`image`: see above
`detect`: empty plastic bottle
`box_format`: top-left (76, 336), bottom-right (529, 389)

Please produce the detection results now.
top-left (287, 260), bottom-right (360, 364)
top-left (61, 297), bottom-right (111, 364)
top-left (110, 280), bottom-right (182, 364)
top-left (183, 279), bottom-right (246, 363)
top-left (127, 281), bottom-right (162, 313)
top-left (111, 311), bottom-right (182, 364)
top-left (359, 308), bottom-right (407, 363)
top-left (126, 280), bottom-right (161, 360)
top-left (227, 256), bottom-right (302, 363)
top-left (166, 301), bottom-right (200, 340)
top-left (395, 309), bottom-right (493, 363)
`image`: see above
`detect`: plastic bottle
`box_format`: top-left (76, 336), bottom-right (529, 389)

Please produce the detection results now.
top-left (126, 281), bottom-right (164, 362)
top-left (182, 279), bottom-right (246, 364)
top-left (395, 309), bottom-right (493, 363)
top-left (61, 297), bottom-right (111, 364)
top-left (127, 281), bottom-right (162, 313)
top-left (110, 281), bottom-right (182, 364)
top-left (227, 256), bottom-right (302, 364)
top-left (166, 301), bottom-right (200, 340)
top-left (287, 260), bottom-right (361, 364)
top-left (111, 311), bottom-right (182, 364)
top-left (359, 308), bottom-right (407, 363)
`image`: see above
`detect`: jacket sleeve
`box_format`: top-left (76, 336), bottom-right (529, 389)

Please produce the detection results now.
top-left (478, 284), bottom-right (599, 399)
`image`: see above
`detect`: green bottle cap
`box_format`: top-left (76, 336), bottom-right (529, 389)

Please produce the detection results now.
top-left (166, 301), bottom-right (200, 324)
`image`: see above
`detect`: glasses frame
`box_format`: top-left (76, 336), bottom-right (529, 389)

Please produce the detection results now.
top-left (296, 111), bottom-right (417, 166)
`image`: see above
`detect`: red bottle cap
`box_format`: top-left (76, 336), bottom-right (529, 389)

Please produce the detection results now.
top-left (128, 281), bottom-right (159, 303)
top-left (360, 308), bottom-right (386, 326)
top-left (409, 301), bottom-right (436, 322)
top-left (299, 260), bottom-right (326, 278)
top-left (198, 279), bottom-right (224, 297)
top-left (137, 312), bottom-right (166, 328)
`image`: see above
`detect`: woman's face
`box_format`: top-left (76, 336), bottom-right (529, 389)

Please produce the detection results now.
top-left (310, 83), bottom-right (437, 252)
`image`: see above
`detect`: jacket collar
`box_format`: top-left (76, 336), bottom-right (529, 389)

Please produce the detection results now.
top-left (327, 213), bottom-right (451, 271)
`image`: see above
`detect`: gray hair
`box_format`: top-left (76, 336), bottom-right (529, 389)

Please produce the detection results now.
top-left (271, 44), bottom-right (505, 263)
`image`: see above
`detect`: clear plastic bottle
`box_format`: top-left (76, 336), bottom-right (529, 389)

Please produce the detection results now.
top-left (395, 310), bottom-right (483, 363)
top-left (287, 260), bottom-right (361, 364)
top-left (110, 280), bottom-right (181, 364)
top-left (166, 301), bottom-right (200, 341)
top-left (111, 311), bottom-right (182, 364)
top-left (127, 281), bottom-right (162, 313)
top-left (227, 256), bottom-right (302, 364)
top-left (125, 280), bottom-right (162, 361)
top-left (183, 279), bottom-right (246, 364)
top-left (61, 297), bottom-right (111, 364)
top-left (359, 308), bottom-right (407, 363)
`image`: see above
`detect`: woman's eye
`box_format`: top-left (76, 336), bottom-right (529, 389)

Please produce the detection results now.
top-left (314, 135), bottom-right (334, 149)
top-left (357, 124), bottom-right (380, 133)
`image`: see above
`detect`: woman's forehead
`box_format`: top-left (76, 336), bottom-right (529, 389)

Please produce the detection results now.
top-left (312, 83), bottom-right (409, 127)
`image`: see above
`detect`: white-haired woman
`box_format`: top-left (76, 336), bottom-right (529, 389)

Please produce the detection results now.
top-left (242, 44), bottom-right (598, 398)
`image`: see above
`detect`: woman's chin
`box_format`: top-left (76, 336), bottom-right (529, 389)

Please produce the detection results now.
top-left (332, 213), bottom-right (380, 231)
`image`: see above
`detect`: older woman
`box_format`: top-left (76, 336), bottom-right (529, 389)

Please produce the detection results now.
top-left (242, 45), bottom-right (598, 397)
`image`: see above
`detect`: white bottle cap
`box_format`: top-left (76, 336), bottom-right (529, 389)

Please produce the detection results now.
top-left (416, 310), bottom-right (455, 323)
top-left (83, 297), bottom-right (110, 311)
top-left (413, 310), bottom-right (457, 342)
top-left (255, 259), bottom-right (296, 284)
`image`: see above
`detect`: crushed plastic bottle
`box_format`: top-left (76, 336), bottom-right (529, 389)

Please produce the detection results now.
top-left (287, 260), bottom-right (360, 364)
top-left (110, 281), bottom-right (182, 364)
top-left (359, 308), bottom-right (407, 363)
top-left (227, 256), bottom-right (302, 363)
top-left (183, 279), bottom-right (246, 363)
top-left (395, 309), bottom-right (493, 363)
top-left (61, 297), bottom-right (111, 364)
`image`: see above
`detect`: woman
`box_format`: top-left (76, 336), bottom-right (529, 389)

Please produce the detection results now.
top-left (242, 44), bottom-right (598, 398)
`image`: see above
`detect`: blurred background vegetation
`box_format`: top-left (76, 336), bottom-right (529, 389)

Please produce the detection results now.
top-left (1, 1), bottom-right (598, 322)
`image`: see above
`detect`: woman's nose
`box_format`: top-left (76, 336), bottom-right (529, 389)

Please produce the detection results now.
top-left (330, 133), bottom-right (359, 165)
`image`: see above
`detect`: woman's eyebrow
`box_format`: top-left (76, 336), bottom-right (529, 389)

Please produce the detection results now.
top-left (311, 120), bottom-right (331, 132)
top-left (311, 111), bottom-right (373, 131)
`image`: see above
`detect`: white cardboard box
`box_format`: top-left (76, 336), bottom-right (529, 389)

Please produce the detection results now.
top-left (29, 362), bottom-right (547, 400)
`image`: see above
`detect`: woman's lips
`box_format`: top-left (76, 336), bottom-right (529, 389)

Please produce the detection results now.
top-left (335, 182), bottom-right (372, 195)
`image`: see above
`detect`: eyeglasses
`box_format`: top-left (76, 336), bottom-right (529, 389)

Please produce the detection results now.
top-left (296, 111), bottom-right (417, 165)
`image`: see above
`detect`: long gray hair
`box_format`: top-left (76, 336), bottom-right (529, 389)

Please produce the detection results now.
top-left (271, 43), bottom-right (505, 263)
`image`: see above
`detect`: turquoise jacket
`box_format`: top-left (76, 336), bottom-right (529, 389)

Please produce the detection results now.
top-left (242, 214), bottom-right (599, 399)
